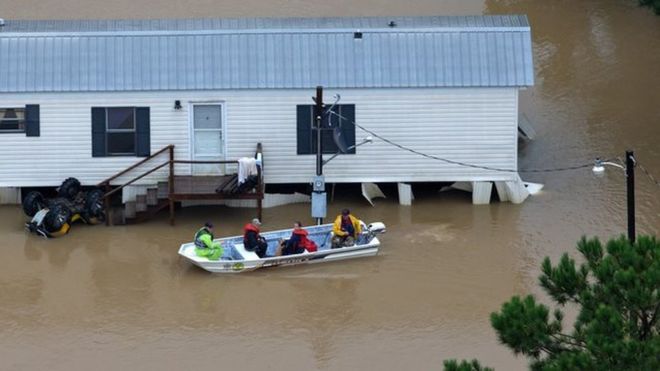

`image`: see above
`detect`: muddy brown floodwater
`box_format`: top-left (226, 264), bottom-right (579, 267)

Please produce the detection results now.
top-left (1, 0), bottom-right (659, 370)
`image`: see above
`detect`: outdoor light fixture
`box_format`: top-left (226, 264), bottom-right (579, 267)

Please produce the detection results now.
top-left (592, 157), bottom-right (624, 177)
top-left (174, 100), bottom-right (182, 110)
top-left (593, 151), bottom-right (636, 242)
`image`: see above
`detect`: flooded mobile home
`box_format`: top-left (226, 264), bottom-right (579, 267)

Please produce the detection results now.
top-left (0, 15), bottom-right (534, 216)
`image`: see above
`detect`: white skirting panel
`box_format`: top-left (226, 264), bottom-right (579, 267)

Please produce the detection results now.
top-left (361, 182), bottom-right (386, 206)
top-left (0, 187), bottom-right (21, 204)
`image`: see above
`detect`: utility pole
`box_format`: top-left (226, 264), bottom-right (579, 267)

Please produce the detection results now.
top-left (315, 86), bottom-right (323, 177)
top-left (625, 150), bottom-right (636, 243)
top-left (311, 86), bottom-right (327, 225)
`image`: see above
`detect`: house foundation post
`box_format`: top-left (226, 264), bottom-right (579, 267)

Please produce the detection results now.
top-left (397, 182), bottom-right (413, 206)
top-left (471, 182), bottom-right (493, 205)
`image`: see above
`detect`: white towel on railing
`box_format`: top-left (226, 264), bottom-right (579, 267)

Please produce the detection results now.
top-left (238, 157), bottom-right (258, 184)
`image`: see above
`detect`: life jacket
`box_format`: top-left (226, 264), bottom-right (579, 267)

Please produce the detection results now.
top-left (243, 223), bottom-right (260, 245)
top-left (194, 227), bottom-right (213, 248)
top-left (292, 228), bottom-right (318, 252)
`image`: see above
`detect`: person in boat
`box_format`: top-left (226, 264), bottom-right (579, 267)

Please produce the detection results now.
top-left (332, 208), bottom-right (362, 248)
top-left (276, 221), bottom-right (318, 256)
top-left (194, 222), bottom-right (224, 260)
top-left (243, 218), bottom-right (268, 258)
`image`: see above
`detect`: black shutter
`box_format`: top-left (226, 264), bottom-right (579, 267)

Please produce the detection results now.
top-left (340, 105), bottom-right (356, 154)
top-left (296, 105), bottom-right (313, 155)
top-left (91, 107), bottom-right (106, 157)
top-left (136, 107), bottom-right (150, 157)
top-left (25, 104), bottom-right (40, 137)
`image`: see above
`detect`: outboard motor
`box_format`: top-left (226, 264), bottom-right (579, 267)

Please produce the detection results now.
top-left (359, 222), bottom-right (387, 244)
top-left (366, 222), bottom-right (387, 235)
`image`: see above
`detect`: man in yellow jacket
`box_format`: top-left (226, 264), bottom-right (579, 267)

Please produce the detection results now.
top-left (332, 208), bottom-right (362, 248)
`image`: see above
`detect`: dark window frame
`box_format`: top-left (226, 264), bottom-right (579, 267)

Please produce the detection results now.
top-left (296, 104), bottom-right (356, 155)
top-left (104, 107), bottom-right (137, 157)
top-left (92, 106), bottom-right (150, 158)
top-left (0, 107), bottom-right (26, 134)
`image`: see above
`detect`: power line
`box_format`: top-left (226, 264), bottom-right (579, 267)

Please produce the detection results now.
top-left (327, 110), bottom-right (608, 174)
top-left (637, 162), bottom-right (660, 187)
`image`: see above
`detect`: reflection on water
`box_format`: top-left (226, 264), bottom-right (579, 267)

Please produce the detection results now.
top-left (1, 1), bottom-right (659, 370)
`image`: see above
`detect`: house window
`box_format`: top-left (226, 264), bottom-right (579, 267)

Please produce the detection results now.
top-left (92, 107), bottom-right (150, 157)
top-left (0, 108), bottom-right (26, 133)
top-left (106, 108), bottom-right (136, 155)
top-left (296, 104), bottom-right (356, 155)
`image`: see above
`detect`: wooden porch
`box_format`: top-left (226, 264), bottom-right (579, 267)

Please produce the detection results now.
top-left (169, 174), bottom-right (264, 220)
top-left (98, 143), bottom-right (264, 225)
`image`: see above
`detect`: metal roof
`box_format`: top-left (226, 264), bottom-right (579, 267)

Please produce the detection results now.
top-left (0, 16), bottom-right (534, 93)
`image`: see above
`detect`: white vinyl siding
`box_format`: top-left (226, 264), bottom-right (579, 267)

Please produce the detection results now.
top-left (0, 87), bottom-right (519, 187)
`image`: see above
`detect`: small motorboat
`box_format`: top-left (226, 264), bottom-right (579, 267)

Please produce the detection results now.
top-left (178, 222), bottom-right (386, 273)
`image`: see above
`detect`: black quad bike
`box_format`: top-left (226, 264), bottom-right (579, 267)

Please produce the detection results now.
top-left (23, 178), bottom-right (106, 238)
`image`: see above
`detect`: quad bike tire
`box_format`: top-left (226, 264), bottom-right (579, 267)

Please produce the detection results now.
top-left (84, 189), bottom-right (106, 221)
top-left (43, 204), bottom-right (72, 233)
top-left (58, 177), bottom-right (81, 200)
top-left (22, 191), bottom-right (46, 217)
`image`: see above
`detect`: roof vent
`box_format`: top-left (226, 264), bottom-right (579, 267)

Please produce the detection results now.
top-left (353, 31), bottom-right (362, 39)
top-left (388, 21), bottom-right (397, 28)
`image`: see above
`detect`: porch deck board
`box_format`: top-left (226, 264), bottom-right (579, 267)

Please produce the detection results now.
top-left (170, 175), bottom-right (262, 200)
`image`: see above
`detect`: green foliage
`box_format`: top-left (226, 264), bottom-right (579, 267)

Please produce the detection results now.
top-left (443, 359), bottom-right (493, 371)
top-left (445, 235), bottom-right (660, 371)
top-left (638, 0), bottom-right (660, 14)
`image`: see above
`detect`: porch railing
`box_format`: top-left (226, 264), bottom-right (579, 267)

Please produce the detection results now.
top-left (98, 143), bottom-right (264, 226)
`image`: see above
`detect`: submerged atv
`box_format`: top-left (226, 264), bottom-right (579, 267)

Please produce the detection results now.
top-left (23, 178), bottom-right (106, 238)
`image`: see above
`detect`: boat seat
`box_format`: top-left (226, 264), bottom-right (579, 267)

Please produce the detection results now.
top-left (266, 240), bottom-right (281, 257)
top-left (232, 243), bottom-right (260, 261)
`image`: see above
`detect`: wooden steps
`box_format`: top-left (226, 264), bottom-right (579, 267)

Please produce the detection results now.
top-left (125, 199), bottom-right (169, 225)
top-left (109, 185), bottom-right (169, 225)
top-left (99, 143), bottom-right (264, 226)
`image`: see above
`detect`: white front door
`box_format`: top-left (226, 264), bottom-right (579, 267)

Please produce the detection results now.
top-left (191, 104), bottom-right (225, 175)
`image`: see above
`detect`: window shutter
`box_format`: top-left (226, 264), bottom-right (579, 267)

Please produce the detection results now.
top-left (340, 105), bottom-right (356, 154)
top-left (25, 104), bottom-right (40, 137)
top-left (91, 107), bottom-right (106, 157)
top-left (296, 105), bottom-right (313, 155)
top-left (136, 107), bottom-right (150, 157)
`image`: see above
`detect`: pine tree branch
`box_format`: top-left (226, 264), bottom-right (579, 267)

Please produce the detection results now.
top-left (649, 302), bottom-right (660, 328)
top-left (549, 333), bottom-right (587, 349)
top-left (610, 288), bottom-right (648, 338)
top-left (641, 302), bottom-right (660, 340)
